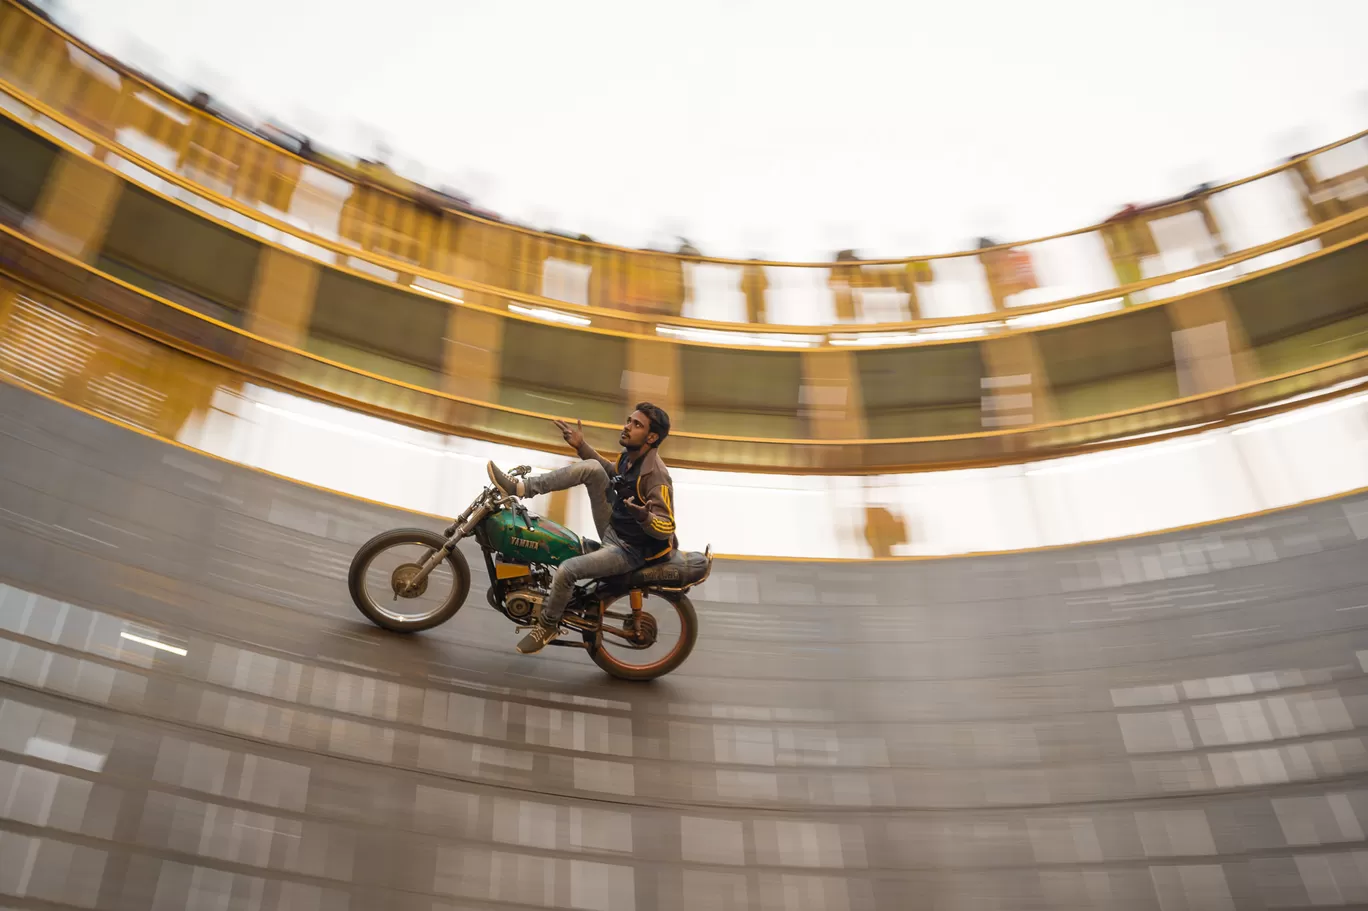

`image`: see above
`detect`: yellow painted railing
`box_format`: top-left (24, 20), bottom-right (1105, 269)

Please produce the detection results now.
top-left (2, 222), bottom-right (1366, 474)
top-left (2, 86), bottom-right (1367, 356)
top-left (1, 0), bottom-right (1366, 342)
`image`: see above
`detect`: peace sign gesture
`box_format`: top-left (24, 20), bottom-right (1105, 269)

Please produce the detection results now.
top-left (552, 418), bottom-right (584, 450)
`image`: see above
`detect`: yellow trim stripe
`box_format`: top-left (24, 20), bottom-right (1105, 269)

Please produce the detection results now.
top-left (5, 210), bottom-right (1362, 447)
top-left (656, 487), bottom-right (676, 534)
top-left (639, 478), bottom-right (676, 535)
top-left (4, 238), bottom-right (1368, 482)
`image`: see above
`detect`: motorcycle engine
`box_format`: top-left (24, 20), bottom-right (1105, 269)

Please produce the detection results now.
top-left (504, 587), bottom-right (547, 623)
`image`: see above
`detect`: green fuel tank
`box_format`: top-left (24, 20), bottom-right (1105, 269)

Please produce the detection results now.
top-left (480, 508), bottom-right (584, 566)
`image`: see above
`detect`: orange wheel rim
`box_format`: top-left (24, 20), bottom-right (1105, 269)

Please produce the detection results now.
top-left (598, 592), bottom-right (685, 673)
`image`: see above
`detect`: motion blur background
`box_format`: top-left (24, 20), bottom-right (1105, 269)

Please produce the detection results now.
top-left (44, 0), bottom-right (1368, 255)
top-left (1, 0), bottom-right (1368, 908)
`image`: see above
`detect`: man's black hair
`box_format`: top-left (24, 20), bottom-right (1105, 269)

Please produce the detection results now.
top-left (634, 402), bottom-right (670, 448)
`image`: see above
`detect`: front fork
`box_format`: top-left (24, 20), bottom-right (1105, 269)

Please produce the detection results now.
top-left (400, 468), bottom-right (531, 595)
top-left (396, 502), bottom-right (491, 595)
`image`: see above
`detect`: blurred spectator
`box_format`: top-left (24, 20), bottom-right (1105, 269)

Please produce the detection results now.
top-left (1181, 181), bottom-right (1216, 200)
top-left (902, 260), bottom-right (933, 319)
top-left (976, 237), bottom-right (1039, 312)
top-left (590, 246), bottom-right (686, 317)
top-left (862, 488), bottom-right (908, 558)
top-left (1166, 182), bottom-right (1230, 258)
top-left (1098, 181), bottom-right (1230, 298)
top-left (829, 249), bottom-right (863, 322)
top-left (855, 259), bottom-right (919, 322)
top-left (449, 218), bottom-right (517, 311)
top-left (647, 250), bottom-right (687, 317)
top-left (742, 259), bottom-right (769, 323)
top-left (257, 120), bottom-right (313, 159)
top-left (15, 0), bottom-right (54, 21)
top-left (1099, 204), bottom-right (1159, 302)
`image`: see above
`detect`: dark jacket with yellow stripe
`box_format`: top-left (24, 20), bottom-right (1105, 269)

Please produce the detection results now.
top-left (574, 441), bottom-right (677, 560)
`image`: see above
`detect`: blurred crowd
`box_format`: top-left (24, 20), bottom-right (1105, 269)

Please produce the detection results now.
top-left (7, 0), bottom-right (1257, 276)
top-left (12, 0), bottom-right (1365, 331)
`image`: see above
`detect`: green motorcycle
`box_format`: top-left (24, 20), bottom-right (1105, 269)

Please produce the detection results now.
top-left (347, 466), bottom-right (712, 681)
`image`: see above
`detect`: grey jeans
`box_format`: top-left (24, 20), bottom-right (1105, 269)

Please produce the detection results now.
top-left (524, 460), bottom-right (643, 625)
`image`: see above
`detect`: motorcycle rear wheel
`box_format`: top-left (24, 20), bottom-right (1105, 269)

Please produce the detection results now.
top-left (348, 528), bottom-right (471, 633)
top-left (585, 591), bottom-right (697, 681)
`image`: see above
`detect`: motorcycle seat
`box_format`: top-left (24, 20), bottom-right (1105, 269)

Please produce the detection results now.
top-left (578, 540), bottom-right (714, 592)
top-left (623, 547), bottom-right (713, 592)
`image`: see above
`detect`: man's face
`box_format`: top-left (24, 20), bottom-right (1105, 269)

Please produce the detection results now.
top-left (620, 410), bottom-right (655, 450)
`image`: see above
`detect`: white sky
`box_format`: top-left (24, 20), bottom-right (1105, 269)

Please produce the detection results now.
top-left (56, 0), bottom-right (1368, 259)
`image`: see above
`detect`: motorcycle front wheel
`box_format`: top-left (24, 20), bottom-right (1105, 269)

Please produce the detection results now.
top-left (348, 528), bottom-right (471, 632)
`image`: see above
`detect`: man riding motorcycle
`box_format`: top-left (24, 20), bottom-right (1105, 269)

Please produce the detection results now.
top-left (487, 402), bottom-right (677, 654)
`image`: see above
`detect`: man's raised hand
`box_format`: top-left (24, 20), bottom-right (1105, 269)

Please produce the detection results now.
top-left (552, 418), bottom-right (584, 450)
